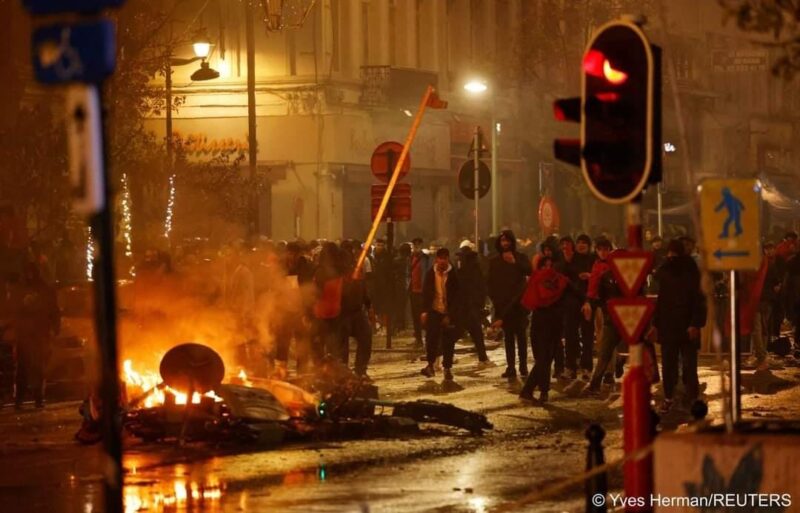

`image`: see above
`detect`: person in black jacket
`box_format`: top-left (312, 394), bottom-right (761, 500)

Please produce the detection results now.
top-left (488, 230), bottom-right (533, 378)
top-left (574, 234), bottom-right (597, 378)
top-left (652, 239), bottom-right (707, 413)
top-left (519, 256), bottom-right (571, 403)
top-left (556, 236), bottom-right (587, 380)
top-left (339, 245), bottom-right (374, 380)
top-left (420, 248), bottom-right (462, 381)
top-left (456, 241), bottom-right (490, 364)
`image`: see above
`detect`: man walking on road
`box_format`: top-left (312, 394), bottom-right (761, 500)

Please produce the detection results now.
top-left (408, 237), bottom-right (431, 347)
top-left (488, 230), bottom-right (533, 379)
top-left (652, 239), bottom-right (706, 413)
top-left (420, 248), bottom-right (462, 381)
top-left (583, 238), bottom-right (622, 394)
top-left (456, 240), bottom-right (491, 365)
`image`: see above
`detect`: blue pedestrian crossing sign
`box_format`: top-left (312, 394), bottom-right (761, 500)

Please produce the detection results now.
top-left (700, 178), bottom-right (762, 271)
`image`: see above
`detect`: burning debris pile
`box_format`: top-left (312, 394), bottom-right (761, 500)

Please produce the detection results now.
top-left (78, 343), bottom-right (491, 446)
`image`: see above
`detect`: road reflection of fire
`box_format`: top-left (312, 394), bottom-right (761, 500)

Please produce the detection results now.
top-left (122, 359), bottom-right (225, 408)
top-left (124, 478), bottom-right (223, 513)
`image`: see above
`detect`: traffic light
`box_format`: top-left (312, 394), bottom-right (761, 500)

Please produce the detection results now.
top-left (554, 20), bottom-right (661, 204)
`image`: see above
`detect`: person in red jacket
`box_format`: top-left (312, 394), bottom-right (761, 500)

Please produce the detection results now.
top-left (519, 257), bottom-right (569, 403)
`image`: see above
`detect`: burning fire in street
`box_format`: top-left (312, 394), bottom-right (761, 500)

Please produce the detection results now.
top-left (122, 359), bottom-right (224, 408)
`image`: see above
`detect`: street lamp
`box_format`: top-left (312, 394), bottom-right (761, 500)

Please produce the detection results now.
top-left (463, 78), bottom-right (499, 235)
top-left (164, 38), bottom-right (220, 242)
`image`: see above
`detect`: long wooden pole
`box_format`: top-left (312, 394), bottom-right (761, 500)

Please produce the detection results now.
top-left (353, 85), bottom-right (435, 277)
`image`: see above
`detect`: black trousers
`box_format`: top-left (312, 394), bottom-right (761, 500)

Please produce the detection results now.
top-left (579, 314), bottom-right (595, 372)
top-left (502, 306), bottom-right (528, 371)
top-left (462, 307), bottom-right (489, 361)
top-left (425, 311), bottom-right (459, 369)
top-left (274, 314), bottom-right (311, 372)
top-left (409, 292), bottom-right (424, 342)
top-left (661, 333), bottom-right (699, 402)
top-left (341, 311), bottom-right (373, 374)
top-left (313, 317), bottom-right (343, 364)
top-left (522, 308), bottom-right (561, 394)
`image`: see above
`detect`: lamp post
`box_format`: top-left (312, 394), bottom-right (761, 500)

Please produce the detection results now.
top-left (464, 78), bottom-right (499, 236)
top-left (163, 39), bottom-right (219, 242)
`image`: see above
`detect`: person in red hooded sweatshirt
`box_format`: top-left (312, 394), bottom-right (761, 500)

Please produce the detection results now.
top-left (582, 237), bottom-right (623, 394)
top-left (518, 256), bottom-right (571, 403)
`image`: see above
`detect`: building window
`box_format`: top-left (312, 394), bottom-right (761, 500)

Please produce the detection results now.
top-left (287, 30), bottom-right (297, 76)
top-left (362, 1), bottom-right (369, 65)
top-left (389, 0), bottom-right (396, 66)
top-left (331, 0), bottom-right (340, 72)
top-left (416, 0), bottom-right (423, 69)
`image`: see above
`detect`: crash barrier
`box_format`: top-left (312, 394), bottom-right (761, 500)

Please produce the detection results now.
top-left (490, 442), bottom-right (654, 513)
top-left (586, 424), bottom-right (609, 513)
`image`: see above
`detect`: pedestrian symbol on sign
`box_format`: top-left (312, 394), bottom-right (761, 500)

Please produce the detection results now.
top-left (715, 187), bottom-right (745, 239)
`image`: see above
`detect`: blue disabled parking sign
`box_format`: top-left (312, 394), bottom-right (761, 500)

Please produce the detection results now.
top-left (700, 178), bottom-right (762, 271)
top-left (32, 20), bottom-right (116, 84)
top-left (22, 0), bottom-right (125, 16)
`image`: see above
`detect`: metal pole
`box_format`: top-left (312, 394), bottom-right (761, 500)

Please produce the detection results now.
top-left (491, 112), bottom-right (498, 235)
top-left (94, 85), bottom-right (123, 513)
top-left (386, 149), bottom-right (395, 350)
top-left (473, 126), bottom-right (480, 248)
top-left (165, 60), bottom-right (172, 177)
top-left (622, 198), bottom-right (652, 512)
top-left (657, 182), bottom-right (663, 237)
top-left (728, 269), bottom-right (740, 429)
top-left (245, 0), bottom-right (261, 239)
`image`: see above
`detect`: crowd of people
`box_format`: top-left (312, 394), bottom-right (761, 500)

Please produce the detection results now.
top-left (3, 222), bottom-right (800, 415)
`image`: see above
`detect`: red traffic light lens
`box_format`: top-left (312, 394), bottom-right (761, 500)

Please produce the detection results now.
top-left (583, 49), bottom-right (628, 85)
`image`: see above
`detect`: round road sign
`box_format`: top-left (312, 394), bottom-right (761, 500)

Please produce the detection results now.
top-left (538, 196), bottom-right (560, 233)
top-left (371, 141), bottom-right (410, 183)
top-left (458, 160), bottom-right (491, 199)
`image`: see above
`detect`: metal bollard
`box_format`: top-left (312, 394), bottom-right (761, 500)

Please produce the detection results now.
top-left (586, 423), bottom-right (608, 513)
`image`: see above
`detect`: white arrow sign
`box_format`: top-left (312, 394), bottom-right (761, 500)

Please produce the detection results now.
top-left (66, 84), bottom-right (105, 215)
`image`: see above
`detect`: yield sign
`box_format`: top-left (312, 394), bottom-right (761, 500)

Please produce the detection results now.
top-left (608, 250), bottom-right (653, 297)
top-left (607, 297), bottom-right (655, 345)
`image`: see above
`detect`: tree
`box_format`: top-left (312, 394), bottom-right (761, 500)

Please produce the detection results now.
top-left (719, 0), bottom-right (800, 79)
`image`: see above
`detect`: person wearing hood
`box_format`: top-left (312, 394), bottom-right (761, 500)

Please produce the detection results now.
top-left (583, 237), bottom-right (623, 394)
top-left (555, 236), bottom-right (591, 380)
top-left (651, 239), bottom-right (707, 413)
top-left (456, 241), bottom-right (490, 365)
top-left (488, 230), bottom-right (533, 378)
top-left (420, 248), bottom-right (463, 381)
top-left (519, 256), bottom-right (570, 403)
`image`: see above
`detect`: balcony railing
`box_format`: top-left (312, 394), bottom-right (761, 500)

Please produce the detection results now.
top-left (360, 66), bottom-right (438, 108)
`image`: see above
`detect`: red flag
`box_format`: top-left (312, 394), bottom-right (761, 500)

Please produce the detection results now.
top-left (426, 89), bottom-right (448, 109)
top-left (520, 268), bottom-right (568, 310)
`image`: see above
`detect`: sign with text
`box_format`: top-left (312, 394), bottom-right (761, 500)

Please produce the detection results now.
top-left (699, 178), bottom-right (761, 271)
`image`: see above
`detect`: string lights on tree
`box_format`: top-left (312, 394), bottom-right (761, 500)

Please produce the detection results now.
top-left (164, 174), bottom-right (176, 240)
top-left (86, 226), bottom-right (95, 282)
top-left (121, 173), bottom-right (135, 276)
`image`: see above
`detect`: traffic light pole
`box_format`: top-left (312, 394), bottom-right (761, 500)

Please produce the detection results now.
top-left (622, 197), bottom-right (653, 513)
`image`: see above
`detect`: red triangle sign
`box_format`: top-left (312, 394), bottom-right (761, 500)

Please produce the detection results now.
top-left (609, 250), bottom-right (654, 297)
top-left (607, 298), bottom-right (655, 345)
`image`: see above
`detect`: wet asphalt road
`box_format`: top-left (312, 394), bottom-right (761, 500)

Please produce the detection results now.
top-left (2, 337), bottom-right (800, 513)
